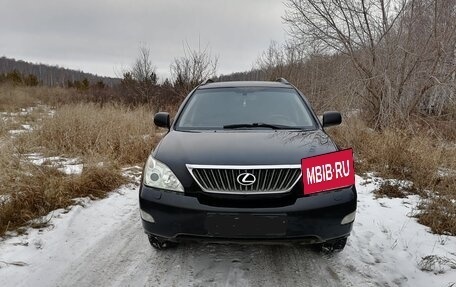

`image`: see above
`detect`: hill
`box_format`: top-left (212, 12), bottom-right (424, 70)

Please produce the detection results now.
top-left (0, 56), bottom-right (120, 87)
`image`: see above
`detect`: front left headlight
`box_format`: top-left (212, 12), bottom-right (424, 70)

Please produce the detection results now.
top-left (143, 155), bottom-right (184, 192)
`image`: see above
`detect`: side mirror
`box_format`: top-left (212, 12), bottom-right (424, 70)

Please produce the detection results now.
top-left (154, 112), bottom-right (170, 129)
top-left (322, 111), bottom-right (342, 128)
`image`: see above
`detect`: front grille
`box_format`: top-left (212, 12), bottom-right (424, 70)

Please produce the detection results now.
top-left (186, 164), bottom-right (302, 194)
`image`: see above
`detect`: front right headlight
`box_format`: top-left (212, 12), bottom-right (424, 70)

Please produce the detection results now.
top-left (143, 155), bottom-right (184, 192)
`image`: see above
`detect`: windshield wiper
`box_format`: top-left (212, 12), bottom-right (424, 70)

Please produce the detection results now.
top-left (223, 123), bottom-right (299, 130)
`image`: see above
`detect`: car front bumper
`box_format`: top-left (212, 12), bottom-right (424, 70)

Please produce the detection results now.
top-left (139, 185), bottom-right (357, 244)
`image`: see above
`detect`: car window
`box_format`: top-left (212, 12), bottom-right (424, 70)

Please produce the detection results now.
top-left (175, 87), bottom-right (316, 130)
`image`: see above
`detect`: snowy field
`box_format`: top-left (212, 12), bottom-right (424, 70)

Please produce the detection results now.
top-left (0, 175), bottom-right (455, 287)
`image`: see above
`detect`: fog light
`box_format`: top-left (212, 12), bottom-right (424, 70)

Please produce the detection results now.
top-left (140, 210), bottom-right (155, 223)
top-left (341, 211), bottom-right (356, 224)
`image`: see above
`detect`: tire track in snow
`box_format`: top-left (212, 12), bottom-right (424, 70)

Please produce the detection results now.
top-left (55, 209), bottom-right (350, 286)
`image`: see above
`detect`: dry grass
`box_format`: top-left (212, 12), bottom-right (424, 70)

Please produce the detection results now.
top-left (374, 182), bottom-right (410, 199)
top-left (329, 116), bottom-right (450, 189)
top-left (0, 106), bottom-right (50, 139)
top-left (0, 147), bottom-right (128, 236)
top-left (417, 196), bottom-right (456, 236)
top-left (0, 84), bottom-right (39, 111)
top-left (19, 103), bottom-right (158, 165)
top-left (0, 120), bottom-right (8, 137)
top-left (329, 115), bottom-right (456, 235)
top-left (0, 84), bottom-right (77, 111)
top-left (1, 85), bottom-right (158, 236)
top-left (416, 175), bottom-right (456, 235)
top-left (419, 255), bottom-right (456, 273)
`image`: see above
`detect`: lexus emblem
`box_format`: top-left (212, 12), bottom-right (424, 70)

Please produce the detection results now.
top-left (237, 172), bottom-right (256, 186)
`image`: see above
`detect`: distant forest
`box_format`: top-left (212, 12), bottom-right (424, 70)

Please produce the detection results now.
top-left (0, 57), bottom-right (120, 87)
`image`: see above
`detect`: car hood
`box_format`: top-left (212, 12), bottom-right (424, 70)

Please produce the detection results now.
top-left (153, 130), bottom-right (337, 187)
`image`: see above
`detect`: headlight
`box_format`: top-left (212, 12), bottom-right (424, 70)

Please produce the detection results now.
top-left (143, 155), bottom-right (184, 192)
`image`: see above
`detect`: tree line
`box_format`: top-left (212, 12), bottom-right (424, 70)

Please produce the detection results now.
top-left (0, 57), bottom-right (120, 87)
top-left (0, 44), bottom-right (219, 111)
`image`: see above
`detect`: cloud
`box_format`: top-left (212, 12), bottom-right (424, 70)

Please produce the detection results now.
top-left (0, 0), bottom-right (286, 78)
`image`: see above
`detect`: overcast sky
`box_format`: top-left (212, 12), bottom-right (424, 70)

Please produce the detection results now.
top-left (0, 0), bottom-right (287, 79)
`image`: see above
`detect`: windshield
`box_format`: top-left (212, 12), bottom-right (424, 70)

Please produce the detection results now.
top-left (175, 87), bottom-right (317, 130)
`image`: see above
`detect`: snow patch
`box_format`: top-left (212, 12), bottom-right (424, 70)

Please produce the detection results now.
top-left (8, 129), bottom-right (28, 135)
top-left (337, 175), bottom-right (456, 286)
top-left (26, 154), bottom-right (83, 175)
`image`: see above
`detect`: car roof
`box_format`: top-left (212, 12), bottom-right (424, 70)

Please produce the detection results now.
top-left (197, 81), bottom-right (293, 89)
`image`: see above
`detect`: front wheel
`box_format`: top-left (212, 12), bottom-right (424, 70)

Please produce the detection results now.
top-left (147, 235), bottom-right (178, 250)
top-left (313, 237), bottom-right (347, 253)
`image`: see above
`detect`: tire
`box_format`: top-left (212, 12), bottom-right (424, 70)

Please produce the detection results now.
top-left (313, 237), bottom-right (347, 253)
top-left (147, 235), bottom-right (178, 250)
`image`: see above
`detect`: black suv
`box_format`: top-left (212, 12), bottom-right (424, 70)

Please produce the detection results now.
top-left (139, 79), bottom-right (356, 251)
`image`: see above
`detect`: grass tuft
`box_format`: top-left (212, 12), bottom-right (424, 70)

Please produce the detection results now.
top-left (0, 155), bottom-right (128, 236)
top-left (329, 116), bottom-right (456, 235)
top-left (374, 182), bottom-right (409, 199)
top-left (21, 103), bottom-right (157, 165)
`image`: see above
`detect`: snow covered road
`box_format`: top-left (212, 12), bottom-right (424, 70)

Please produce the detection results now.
top-left (1, 176), bottom-right (455, 286)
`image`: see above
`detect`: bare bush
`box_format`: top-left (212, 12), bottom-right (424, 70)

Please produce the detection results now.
top-left (131, 47), bottom-right (158, 84)
top-left (256, 41), bottom-right (305, 84)
top-left (284, 0), bottom-right (456, 129)
top-left (170, 42), bottom-right (218, 97)
top-left (254, 41), bottom-right (360, 113)
top-left (120, 46), bottom-right (160, 106)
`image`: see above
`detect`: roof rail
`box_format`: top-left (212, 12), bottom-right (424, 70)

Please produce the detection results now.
top-left (201, 79), bottom-right (214, 85)
top-left (275, 78), bottom-right (290, 85)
